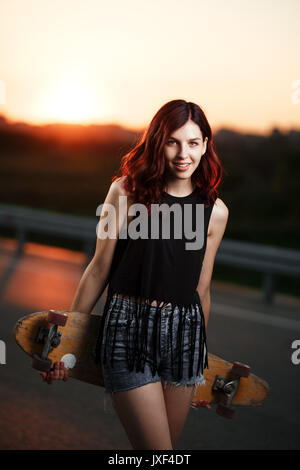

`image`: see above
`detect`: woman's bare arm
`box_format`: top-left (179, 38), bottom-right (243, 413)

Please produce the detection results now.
top-left (40, 176), bottom-right (128, 384)
top-left (70, 176), bottom-right (128, 314)
top-left (197, 198), bottom-right (229, 329)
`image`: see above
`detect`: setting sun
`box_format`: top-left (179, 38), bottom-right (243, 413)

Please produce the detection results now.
top-left (43, 70), bottom-right (96, 123)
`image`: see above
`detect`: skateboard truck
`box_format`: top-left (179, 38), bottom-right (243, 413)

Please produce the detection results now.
top-left (32, 310), bottom-right (68, 373)
top-left (213, 362), bottom-right (251, 418)
top-left (191, 361), bottom-right (251, 419)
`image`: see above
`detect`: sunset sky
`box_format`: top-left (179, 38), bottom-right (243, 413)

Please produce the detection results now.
top-left (0, 0), bottom-right (299, 134)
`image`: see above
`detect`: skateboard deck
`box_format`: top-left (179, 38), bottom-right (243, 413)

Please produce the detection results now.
top-left (13, 310), bottom-right (269, 418)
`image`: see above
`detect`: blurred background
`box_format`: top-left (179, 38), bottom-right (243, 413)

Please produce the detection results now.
top-left (0, 0), bottom-right (299, 451)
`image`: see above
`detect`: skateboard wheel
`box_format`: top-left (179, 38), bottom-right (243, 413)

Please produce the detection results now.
top-left (47, 310), bottom-right (68, 326)
top-left (32, 354), bottom-right (52, 372)
top-left (216, 403), bottom-right (235, 419)
top-left (232, 361), bottom-right (251, 377)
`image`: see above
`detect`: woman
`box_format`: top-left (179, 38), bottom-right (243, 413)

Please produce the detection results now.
top-left (40, 99), bottom-right (229, 450)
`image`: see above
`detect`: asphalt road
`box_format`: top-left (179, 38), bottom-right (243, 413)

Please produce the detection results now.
top-left (0, 237), bottom-right (299, 450)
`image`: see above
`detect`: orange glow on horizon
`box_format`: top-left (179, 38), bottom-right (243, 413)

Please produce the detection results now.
top-left (0, 1), bottom-right (299, 134)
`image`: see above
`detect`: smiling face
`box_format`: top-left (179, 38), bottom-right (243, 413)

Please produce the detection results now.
top-left (164, 119), bottom-right (208, 184)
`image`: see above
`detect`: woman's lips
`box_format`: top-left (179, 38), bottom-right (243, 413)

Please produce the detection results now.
top-left (173, 163), bottom-right (191, 171)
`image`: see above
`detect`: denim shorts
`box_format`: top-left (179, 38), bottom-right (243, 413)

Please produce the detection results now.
top-left (100, 294), bottom-right (207, 409)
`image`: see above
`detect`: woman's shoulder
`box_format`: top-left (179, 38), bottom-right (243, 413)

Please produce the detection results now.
top-left (212, 197), bottom-right (229, 216)
top-left (207, 198), bottom-right (229, 237)
top-left (111, 175), bottom-right (129, 196)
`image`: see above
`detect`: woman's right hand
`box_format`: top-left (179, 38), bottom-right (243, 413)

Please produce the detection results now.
top-left (39, 361), bottom-right (69, 384)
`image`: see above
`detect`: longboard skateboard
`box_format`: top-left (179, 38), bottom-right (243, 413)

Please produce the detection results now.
top-left (13, 310), bottom-right (269, 419)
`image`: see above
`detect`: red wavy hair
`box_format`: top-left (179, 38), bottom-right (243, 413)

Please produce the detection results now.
top-left (112, 99), bottom-right (222, 213)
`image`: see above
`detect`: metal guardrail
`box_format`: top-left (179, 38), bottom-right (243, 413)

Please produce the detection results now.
top-left (216, 239), bottom-right (300, 303)
top-left (0, 203), bottom-right (299, 303)
top-left (0, 203), bottom-right (96, 266)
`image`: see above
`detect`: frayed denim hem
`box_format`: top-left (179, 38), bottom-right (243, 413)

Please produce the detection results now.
top-left (161, 373), bottom-right (206, 390)
top-left (102, 374), bottom-right (206, 414)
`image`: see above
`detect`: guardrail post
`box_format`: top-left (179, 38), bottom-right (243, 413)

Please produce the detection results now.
top-left (83, 238), bottom-right (95, 268)
top-left (16, 226), bottom-right (26, 256)
top-left (262, 271), bottom-right (275, 304)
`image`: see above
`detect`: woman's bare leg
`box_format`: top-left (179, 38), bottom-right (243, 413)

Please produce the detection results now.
top-left (111, 381), bottom-right (173, 450)
top-left (161, 382), bottom-right (196, 449)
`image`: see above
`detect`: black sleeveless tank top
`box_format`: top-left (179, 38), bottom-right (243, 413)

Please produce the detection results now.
top-left (95, 186), bottom-right (214, 380)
